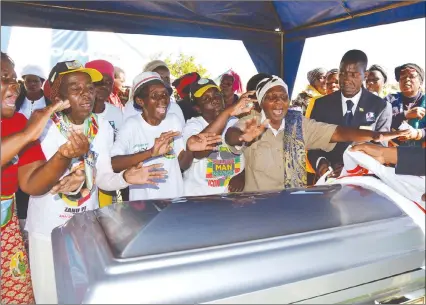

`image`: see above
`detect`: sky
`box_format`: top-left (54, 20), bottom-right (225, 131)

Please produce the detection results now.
top-left (1, 26), bottom-right (257, 89)
top-left (1, 17), bottom-right (425, 97)
top-left (292, 17), bottom-right (426, 98)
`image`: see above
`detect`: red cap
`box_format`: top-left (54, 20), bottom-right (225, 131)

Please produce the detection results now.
top-left (85, 59), bottom-right (114, 80)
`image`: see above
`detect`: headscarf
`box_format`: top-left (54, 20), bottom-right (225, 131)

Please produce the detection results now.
top-left (85, 60), bottom-right (114, 80)
top-left (143, 60), bottom-right (168, 72)
top-left (326, 68), bottom-right (339, 78)
top-left (307, 68), bottom-right (327, 85)
top-left (368, 64), bottom-right (388, 83)
top-left (255, 75), bottom-right (288, 105)
top-left (221, 70), bottom-right (243, 94)
top-left (395, 63), bottom-right (424, 84)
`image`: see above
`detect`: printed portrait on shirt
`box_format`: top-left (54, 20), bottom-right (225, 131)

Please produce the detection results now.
top-left (58, 150), bottom-right (98, 210)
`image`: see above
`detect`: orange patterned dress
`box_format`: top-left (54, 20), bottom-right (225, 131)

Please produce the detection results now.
top-left (1, 195), bottom-right (35, 304)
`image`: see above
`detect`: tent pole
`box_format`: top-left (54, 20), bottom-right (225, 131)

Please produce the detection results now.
top-left (280, 32), bottom-right (284, 78)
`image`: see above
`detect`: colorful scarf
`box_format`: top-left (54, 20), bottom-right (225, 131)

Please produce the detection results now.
top-left (283, 110), bottom-right (306, 188)
top-left (51, 112), bottom-right (99, 191)
top-left (396, 93), bottom-right (425, 147)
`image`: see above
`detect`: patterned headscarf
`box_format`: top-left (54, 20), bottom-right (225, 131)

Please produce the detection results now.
top-left (395, 63), bottom-right (424, 84)
top-left (307, 68), bottom-right (327, 85)
top-left (326, 68), bottom-right (339, 78)
top-left (256, 75), bottom-right (288, 105)
top-left (368, 64), bottom-right (388, 83)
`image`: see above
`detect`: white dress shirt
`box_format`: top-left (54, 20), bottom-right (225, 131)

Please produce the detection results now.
top-left (316, 89), bottom-right (363, 170)
top-left (341, 89), bottom-right (362, 116)
top-left (18, 96), bottom-right (47, 119)
top-left (261, 110), bottom-right (285, 136)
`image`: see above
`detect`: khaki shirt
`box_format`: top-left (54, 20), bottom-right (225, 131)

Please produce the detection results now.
top-left (228, 112), bottom-right (337, 192)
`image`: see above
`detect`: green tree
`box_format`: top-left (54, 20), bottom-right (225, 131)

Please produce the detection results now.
top-left (165, 52), bottom-right (210, 78)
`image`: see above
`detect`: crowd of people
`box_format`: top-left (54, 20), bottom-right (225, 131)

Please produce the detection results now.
top-left (1, 47), bottom-right (425, 304)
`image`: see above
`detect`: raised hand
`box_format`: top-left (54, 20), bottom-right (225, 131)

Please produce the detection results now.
top-left (230, 91), bottom-right (256, 117)
top-left (186, 133), bottom-right (222, 152)
top-left (238, 118), bottom-right (269, 143)
top-left (151, 131), bottom-right (181, 157)
top-left (124, 163), bottom-right (167, 186)
top-left (405, 107), bottom-right (425, 120)
top-left (50, 169), bottom-right (85, 195)
top-left (372, 129), bottom-right (413, 143)
top-left (58, 130), bottom-right (90, 159)
top-left (24, 100), bottom-right (71, 141)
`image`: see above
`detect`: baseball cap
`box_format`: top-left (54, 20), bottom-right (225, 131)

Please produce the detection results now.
top-left (131, 71), bottom-right (171, 99)
top-left (172, 72), bottom-right (201, 99)
top-left (190, 78), bottom-right (220, 100)
top-left (21, 65), bottom-right (47, 81)
top-left (85, 60), bottom-right (114, 80)
top-left (48, 60), bottom-right (103, 85)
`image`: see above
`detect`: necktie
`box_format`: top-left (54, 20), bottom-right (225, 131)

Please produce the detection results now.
top-left (344, 100), bottom-right (354, 126)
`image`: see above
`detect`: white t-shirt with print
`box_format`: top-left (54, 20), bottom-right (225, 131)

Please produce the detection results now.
top-left (96, 103), bottom-right (123, 138)
top-left (26, 117), bottom-right (115, 238)
top-left (182, 116), bottom-right (245, 197)
top-left (111, 113), bottom-right (184, 201)
top-left (123, 99), bottom-right (185, 126)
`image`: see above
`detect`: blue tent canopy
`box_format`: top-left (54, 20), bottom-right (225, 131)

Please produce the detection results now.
top-left (1, 0), bottom-right (425, 95)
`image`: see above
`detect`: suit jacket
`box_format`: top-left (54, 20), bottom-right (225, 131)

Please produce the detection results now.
top-left (396, 147), bottom-right (425, 176)
top-left (308, 87), bottom-right (392, 170)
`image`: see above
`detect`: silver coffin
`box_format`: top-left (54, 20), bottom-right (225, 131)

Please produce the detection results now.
top-left (51, 184), bottom-right (425, 304)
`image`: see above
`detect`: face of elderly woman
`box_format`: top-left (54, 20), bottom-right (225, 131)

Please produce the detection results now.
top-left (326, 73), bottom-right (339, 95)
top-left (1, 57), bottom-right (20, 118)
top-left (399, 68), bottom-right (422, 98)
top-left (261, 86), bottom-right (290, 127)
top-left (313, 73), bottom-right (327, 95)
top-left (366, 70), bottom-right (385, 95)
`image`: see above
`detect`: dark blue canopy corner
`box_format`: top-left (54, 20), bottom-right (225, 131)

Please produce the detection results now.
top-left (1, 0), bottom-right (424, 96)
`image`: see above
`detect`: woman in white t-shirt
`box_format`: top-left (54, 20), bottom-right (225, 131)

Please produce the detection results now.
top-left (16, 65), bottom-right (48, 119)
top-left (26, 61), bottom-right (167, 304)
top-left (111, 72), bottom-right (222, 201)
top-left (182, 78), bottom-right (255, 196)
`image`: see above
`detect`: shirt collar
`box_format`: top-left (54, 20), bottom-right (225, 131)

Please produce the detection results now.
top-left (341, 88), bottom-right (362, 106)
top-left (24, 95), bottom-right (46, 104)
top-left (261, 110), bottom-right (285, 137)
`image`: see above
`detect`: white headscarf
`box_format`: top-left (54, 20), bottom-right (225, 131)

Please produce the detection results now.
top-left (255, 75), bottom-right (288, 105)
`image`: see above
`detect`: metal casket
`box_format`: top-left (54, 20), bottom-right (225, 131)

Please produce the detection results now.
top-left (52, 184), bottom-right (425, 304)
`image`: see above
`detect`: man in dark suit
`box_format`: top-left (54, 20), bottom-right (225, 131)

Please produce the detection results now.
top-left (309, 49), bottom-right (392, 179)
